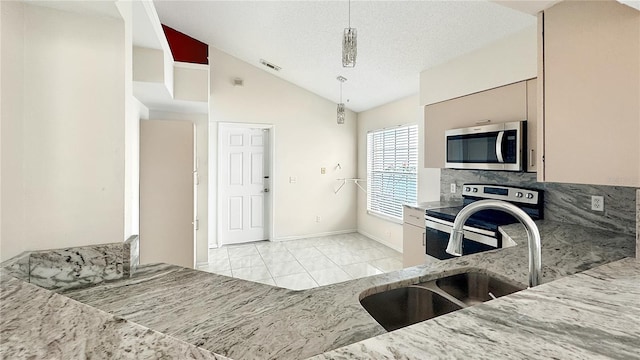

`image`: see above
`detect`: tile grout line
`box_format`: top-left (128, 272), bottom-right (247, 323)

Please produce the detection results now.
top-left (207, 233), bottom-right (402, 290)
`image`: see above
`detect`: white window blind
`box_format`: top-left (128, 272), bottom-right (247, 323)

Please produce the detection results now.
top-left (367, 125), bottom-right (418, 221)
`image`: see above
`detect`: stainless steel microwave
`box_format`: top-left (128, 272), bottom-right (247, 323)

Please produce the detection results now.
top-left (445, 121), bottom-right (525, 171)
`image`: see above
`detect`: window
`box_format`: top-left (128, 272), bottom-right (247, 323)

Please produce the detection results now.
top-left (367, 125), bottom-right (418, 222)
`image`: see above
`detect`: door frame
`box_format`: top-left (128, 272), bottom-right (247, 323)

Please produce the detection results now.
top-left (216, 122), bottom-right (275, 247)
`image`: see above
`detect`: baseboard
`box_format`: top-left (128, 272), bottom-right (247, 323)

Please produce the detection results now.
top-left (356, 230), bottom-right (403, 253)
top-left (195, 261), bottom-right (209, 267)
top-left (272, 229), bottom-right (357, 242)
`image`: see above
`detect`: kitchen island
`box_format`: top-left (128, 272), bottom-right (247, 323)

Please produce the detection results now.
top-left (1, 220), bottom-right (637, 359)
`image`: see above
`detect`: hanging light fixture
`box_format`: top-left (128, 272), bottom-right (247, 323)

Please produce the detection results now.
top-left (342, 0), bottom-right (357, 67)
top-left (336, 76), bottom-right (347, 124)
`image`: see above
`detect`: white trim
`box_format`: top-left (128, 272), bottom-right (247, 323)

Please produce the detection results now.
top-left (366, 210), bottom-right (403, 225)
top-left (366, 124), bottom-right (419, 220)
top-left (357, 230), bottom-right (403, 253)
top-left (195, 261), bottom-right (209, 267)
top-left (366, 122), bottom-right (417, 134)
top-left (272, 229), bottom-right (357, 242)
top-left (174, 61), bottom-right (210, 71)
top-left (219, 122), bottom-right (272, 129)
top-left (217, 122), bottom-right (275, 248)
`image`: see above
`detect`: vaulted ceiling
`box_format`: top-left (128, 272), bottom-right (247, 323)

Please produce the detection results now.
top-left (154, 1), bottom-right (539, 112)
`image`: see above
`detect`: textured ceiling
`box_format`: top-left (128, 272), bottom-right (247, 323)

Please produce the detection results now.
top-left (153, 1), bottom-right (536, 112)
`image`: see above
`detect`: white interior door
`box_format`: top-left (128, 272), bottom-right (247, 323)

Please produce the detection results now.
top-left (219, 125), bottom-right (270, 245)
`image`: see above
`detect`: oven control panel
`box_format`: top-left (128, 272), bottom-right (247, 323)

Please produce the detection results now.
top-left (462, 184), bottom-right (541, 205)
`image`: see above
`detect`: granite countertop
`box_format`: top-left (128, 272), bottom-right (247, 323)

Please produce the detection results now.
top-left (0, 220), bottom-right (635, 359)
top-left (0, 269), bottom-right (230, 359)
top-left (313, 257), bottom-right (640, 359)
top-left (403, 200), bottom-right (462, 211)
top-left (47, 220), bottom-right (634, 360)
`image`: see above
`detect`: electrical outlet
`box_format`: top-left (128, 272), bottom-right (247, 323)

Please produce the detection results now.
top-left (591, 195), bottom-right (604, 211)
top-left (450, 183), bottom-right (457, 193)
top-left (289, 176), bottom-right (297, 184)
top-left (321, 167), bottom-right (326, 174)
top-left (315, 216), bottom-right (321, 223)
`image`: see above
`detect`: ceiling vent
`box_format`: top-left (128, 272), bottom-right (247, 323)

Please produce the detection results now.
top-left (259, 59), bottom-right (282, 71)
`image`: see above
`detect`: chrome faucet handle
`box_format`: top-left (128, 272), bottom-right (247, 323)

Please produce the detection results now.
top-left (445, 229), bottom-right (464, 257)
top-left (445, 200), bottom-right (542, 288)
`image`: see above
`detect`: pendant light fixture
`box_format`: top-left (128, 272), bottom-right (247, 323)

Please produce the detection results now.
top-left (342, 0), bottom-right (357, 67)
top-left (336, 76), bottom-right (347, 124)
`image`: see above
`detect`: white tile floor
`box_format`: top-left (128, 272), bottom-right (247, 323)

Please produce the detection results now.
top-left (198, 233), bottom-right (403, 290)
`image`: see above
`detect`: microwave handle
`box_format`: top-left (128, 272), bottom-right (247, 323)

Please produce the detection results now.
top-left (496, 131), bottom-right (505, 163)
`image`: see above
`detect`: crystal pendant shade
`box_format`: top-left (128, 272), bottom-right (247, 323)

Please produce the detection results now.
top-left (337, 103), bottom-right (346, 124)
top-left (342, 28), bottom-right (357, 68)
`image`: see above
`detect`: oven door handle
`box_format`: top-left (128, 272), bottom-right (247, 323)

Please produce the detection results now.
top-left (496, 130), bottom-right (505, 163)
top-left (425, 219), bottom-right (499, 248)
top-left (425, 219), bottom-right (453, 234)
top-left (425, 216), bottom-right (495, 237)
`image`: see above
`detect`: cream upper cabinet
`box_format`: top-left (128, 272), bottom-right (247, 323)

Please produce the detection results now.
top-left (424, 80), bottom-right (532, 169)
top-left (526, 79), bottom-right (538, 172)
top-left (540, 0), bottom-right (639, 187)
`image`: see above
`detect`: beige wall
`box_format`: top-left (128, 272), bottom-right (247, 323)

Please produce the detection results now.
top-left (174, 63), bottom-right (209, 102)
top-left (420, 25), bottom-right (537, 106)
top-left (208, 47), bottom-right (357, 246)
top-left (357, 95), bottom-right (440, 252)
top-left (0, 3), bottom-right (125, 261)
top-left (1, 1), bottom-right (26, 261)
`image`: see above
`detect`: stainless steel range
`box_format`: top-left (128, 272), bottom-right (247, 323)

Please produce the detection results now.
top-left (425, 184), bottom-right (544, 260)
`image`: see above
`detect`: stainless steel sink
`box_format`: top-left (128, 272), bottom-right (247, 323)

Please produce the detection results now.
top-left (359, 286), bottom-right (462, 332)
top-left (435, 272), bottom-right (525, 306)
top-left (360, 271), bottom-right (526, 331)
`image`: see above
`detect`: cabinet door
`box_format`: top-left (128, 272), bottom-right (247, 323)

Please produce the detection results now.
top-left (402, 222), bottom-right (426, 267)
top-left (526, 79), bottom-right (538, 172)
top-left (403, 206), bottom-right (425, 227)
top-left (542, 1), bottom-right (639, 186)
top-left (424, 81), bottom-right (527, 168)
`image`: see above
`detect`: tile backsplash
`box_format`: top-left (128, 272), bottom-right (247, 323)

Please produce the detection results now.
top-left (441, 169), bottom-right (637, 236)
top-left (636, 189), bottom-right (639, 258)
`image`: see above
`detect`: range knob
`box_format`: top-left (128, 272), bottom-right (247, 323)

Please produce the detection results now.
top-left (464, 187), bottom-right (471, 192)
top-left (472, 188), bottom-right (478, 193)
top-left (526, 193), bottom-right (534, 199)
top-left (515, 192), bottom-right (524, 198)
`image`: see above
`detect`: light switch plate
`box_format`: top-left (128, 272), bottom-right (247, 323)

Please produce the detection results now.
top-left (321, 167), bottom-right (326, 174)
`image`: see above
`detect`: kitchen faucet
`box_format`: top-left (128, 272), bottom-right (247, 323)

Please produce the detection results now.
top-left (445, 200), bottom-right (542, 287)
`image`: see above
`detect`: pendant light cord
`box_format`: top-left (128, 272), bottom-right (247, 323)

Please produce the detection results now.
top-left (348, 0), bottom-right (351, 28)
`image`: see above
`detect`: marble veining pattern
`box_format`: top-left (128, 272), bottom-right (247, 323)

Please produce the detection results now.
top-left (1, 239), bottom-right (140, 291)
top-left (0, 251), bottom-right (30, 282)
top-left (29, 243), bottom-right (124, 291)
top-left (636, 189), bottom-right (639, 258)
top-left (440, 169), bottom-right (637, 235)
top-left (311, 258), bottom-right (640, 360)
top-left (61, 221), bottom-right (635, 360)
top-left (123, 235), bottom-right (140, 277)
top-left (0, 270), bottom-right (230, 360)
